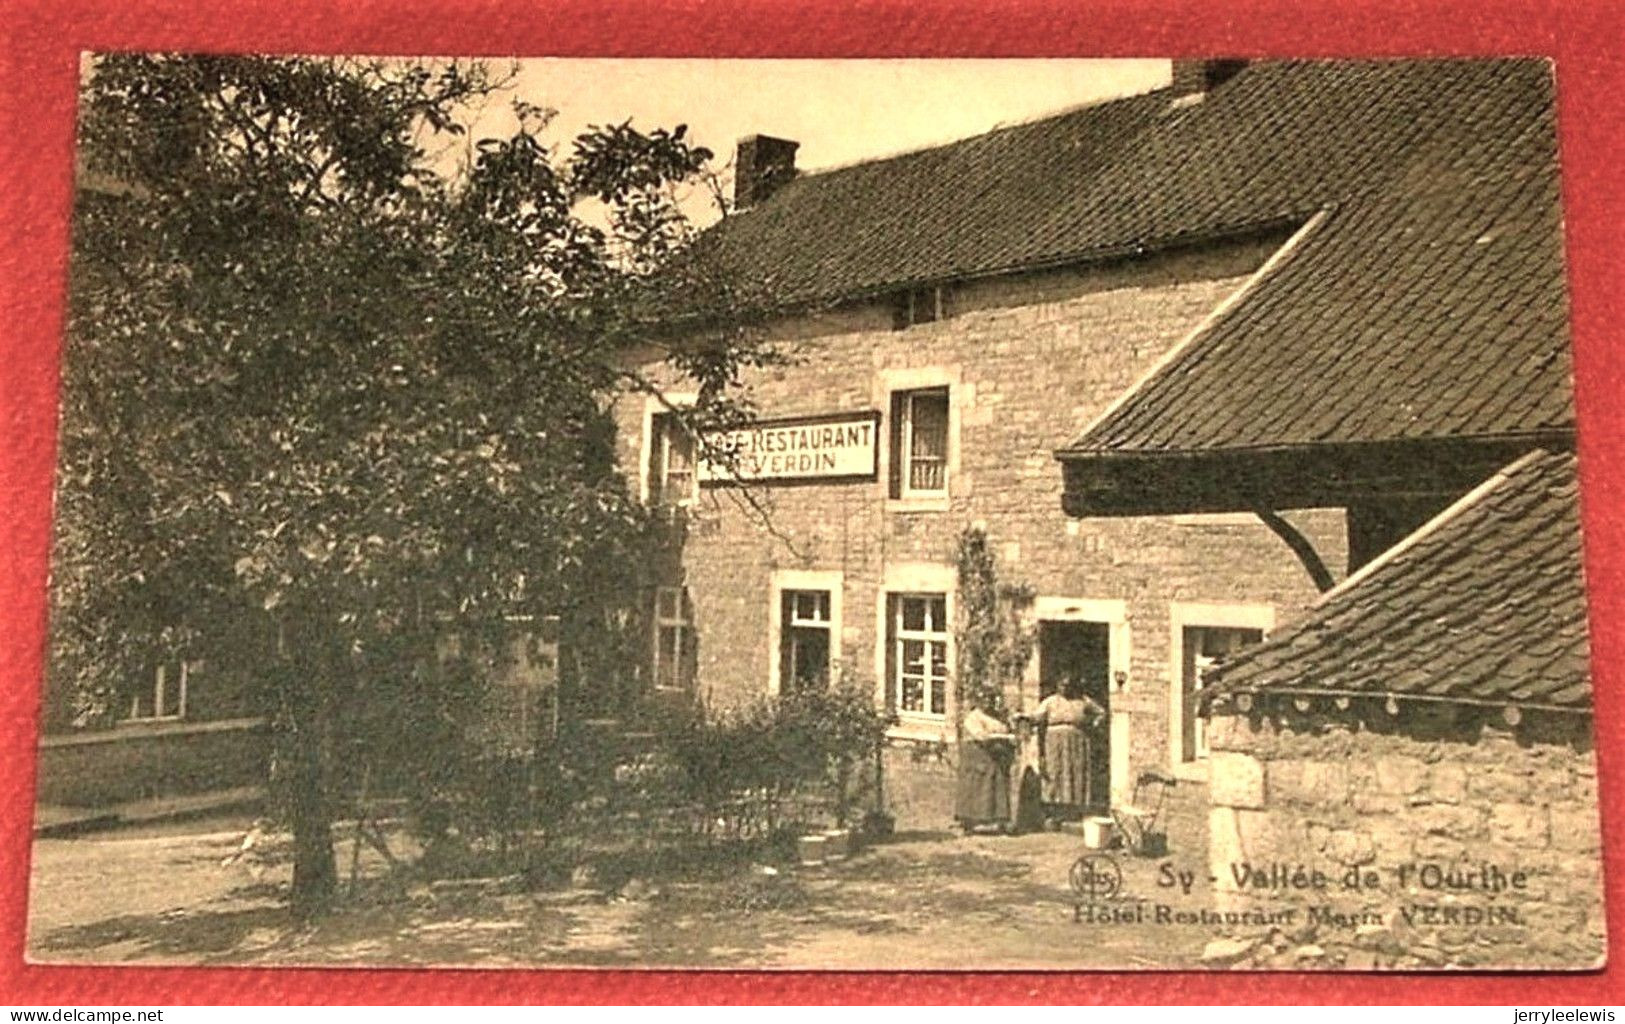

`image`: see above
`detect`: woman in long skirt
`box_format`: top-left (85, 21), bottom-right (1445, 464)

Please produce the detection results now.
top-left (1028, 677), bottom-right (1105, 826)
top-left (955, 704), bottom-right (1015, 832)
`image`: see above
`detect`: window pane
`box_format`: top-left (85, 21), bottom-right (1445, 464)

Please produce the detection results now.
top-left (909, 458), bottom-right (945, 492)
top-left (900, 596), bottom-right (927, 632)
top-left (659, 418), bottom-right (694, 502)
top-left (657, 588), bottom-right (678, 620)
top-left (909, 391), bottom-right (948, 458)
top-left (678, 626), bottom-right (696, 690)
top-left (817, 591), bottom-right (831, 620)
top-left (656, 626), bottom-right (678, 687)
top-left (900, 675), bottom-right (925, 712)
top-left (929, 640), bottom-right (947, 676)
top-left (789, 627), bottom-right (830, 690)
top-left (901, 639), bottom-right (926, 675)
top-left (161, 664), bottom-right (185, 717)
top-left (929, 597), bottom-right (947, 631)
top-left (930, 678), bottom-right (946, 716)
top-left (666, 424), bottom-right (694, 471)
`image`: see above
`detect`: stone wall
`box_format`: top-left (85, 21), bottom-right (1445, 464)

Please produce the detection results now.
top-left (36, 717), bottom-right (270, 808)
top-left (615, 237), bottom-right (1350, 829)
top-left (1204, 707), bottom-right (1605, 969)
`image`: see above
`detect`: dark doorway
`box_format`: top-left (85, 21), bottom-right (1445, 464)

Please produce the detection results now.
top-left (1036, 620), bottom-right (1111, 811)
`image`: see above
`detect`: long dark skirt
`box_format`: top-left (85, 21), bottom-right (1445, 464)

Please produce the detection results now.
top-left (1041, 724), bottom-right (1090, 810)
top-left (955, 739), bottom-right (1013, 825)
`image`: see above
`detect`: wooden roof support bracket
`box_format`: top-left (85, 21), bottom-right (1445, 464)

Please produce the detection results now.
top-left (1252, 506), bottom-right (1337, 593)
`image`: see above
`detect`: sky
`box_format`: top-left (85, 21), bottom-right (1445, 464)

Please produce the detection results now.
top-left (436, 58), bottom-right (1173, 224)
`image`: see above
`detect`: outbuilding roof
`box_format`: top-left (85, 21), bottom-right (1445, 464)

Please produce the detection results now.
top-left (1202, 448), bottom-right (1590, 712)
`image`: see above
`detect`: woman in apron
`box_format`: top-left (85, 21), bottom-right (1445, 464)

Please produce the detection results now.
top-left (955, 703), bottom-right (1016, 833)
top-left (1024, 676), bottom-right (1105, 828)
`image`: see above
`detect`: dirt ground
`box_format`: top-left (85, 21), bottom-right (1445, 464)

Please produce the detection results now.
top-left (28, 807), bottom-right (1221, 970)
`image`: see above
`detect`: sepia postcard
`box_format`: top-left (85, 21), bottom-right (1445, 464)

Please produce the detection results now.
top-left (27, 53), bottom-right (1603, 972)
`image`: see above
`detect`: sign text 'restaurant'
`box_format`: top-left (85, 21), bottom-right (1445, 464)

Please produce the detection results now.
top-left (699, 413), bottom-right (879, 483)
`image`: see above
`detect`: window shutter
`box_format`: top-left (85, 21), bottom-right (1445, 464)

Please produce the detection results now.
top-left (888, 393), bottom-right (906, 497)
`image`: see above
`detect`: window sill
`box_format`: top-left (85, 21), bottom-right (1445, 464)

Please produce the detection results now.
top-left (886, 495), bottom-right (950, 515)
top-left (887, 718), bottom-right (950, 744)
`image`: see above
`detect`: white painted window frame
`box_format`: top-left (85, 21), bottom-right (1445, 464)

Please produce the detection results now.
top-left (1167, 600), bottom-right (1276, 781)
top-left (767, 568), bottom-right (844, 696)
top-left (876, 366), bottom-right (961, 513)
top-left (652, 584), bottom-right (696, 692)
top-left (898, 388), bottom-right (950, 500)
top-left (638, 392), bottom-right (699, 507)
top-left (127, 660), bottom-right (189, 723)
top-left (874, 562), bottom-right (956, 740)
top-left (892, 593), bottom-right (951, 722)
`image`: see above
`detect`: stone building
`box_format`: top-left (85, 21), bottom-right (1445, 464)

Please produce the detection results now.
top-left (1199, 450), bottom-right (1601, 969)
top-left (617, 59), bottom-right (1568, 828)
top-left (1045, 57), bottom-right (1595, 965)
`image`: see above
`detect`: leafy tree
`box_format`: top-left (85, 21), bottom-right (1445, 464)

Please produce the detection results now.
top-left (58, 54), bottom-right (756, 917)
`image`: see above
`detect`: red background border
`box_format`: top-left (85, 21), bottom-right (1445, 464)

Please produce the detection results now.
top-left (3, 0), bottom-right (1623, 1004)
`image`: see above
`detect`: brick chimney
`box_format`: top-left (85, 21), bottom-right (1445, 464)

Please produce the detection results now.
top-left (734, 134), bottom-right (800, 210)
top-left (1170, 59), bottom-right (1248, 99)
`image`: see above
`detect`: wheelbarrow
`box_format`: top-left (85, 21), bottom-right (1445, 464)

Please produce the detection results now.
top-left (1111, 770), bottom-right (1176, 857)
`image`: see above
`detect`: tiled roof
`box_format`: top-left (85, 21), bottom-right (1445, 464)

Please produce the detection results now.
top-left (678, 59), bottom-right (1556, 321)
top-left (1203, 449), bottom-right (1590, 711)
top-left (1061, 60), bottom-right (1569, 453)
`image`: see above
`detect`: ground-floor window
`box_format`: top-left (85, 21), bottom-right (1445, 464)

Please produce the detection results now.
top-left (653, 586), bottom-right (696, 691)
top-left (780, 589), bottom-right (833, 692)
top-left (128, 661), bottom-right (188, 722)
top-left (1179, 624), bottom-right (1264, 762)
top-left (889, 592), bottom-right (949, 718)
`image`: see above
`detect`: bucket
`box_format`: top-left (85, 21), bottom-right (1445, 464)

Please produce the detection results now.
top-left (797, 833), bottom-right (828, 866)
top-left (1082, 816), bottom-right (1116, 850)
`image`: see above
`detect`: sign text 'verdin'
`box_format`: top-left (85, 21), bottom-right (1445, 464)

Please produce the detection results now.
top-left (698, 413), bottom-right (879, 483)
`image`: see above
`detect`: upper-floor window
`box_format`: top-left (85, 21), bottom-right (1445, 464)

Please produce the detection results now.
top-left (890, 386), bottom-right (950, 498)
top-left (128, 661), bottom-right (188, 722)
top-left (892, 285), bottom-right (954, 330)
top-left (648, 411), bottom-right (697, 507)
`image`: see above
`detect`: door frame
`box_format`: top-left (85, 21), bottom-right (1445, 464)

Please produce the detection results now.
top-left (1022, 596), bottom-right (1131, 808)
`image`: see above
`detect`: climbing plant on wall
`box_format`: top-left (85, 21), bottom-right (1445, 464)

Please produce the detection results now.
top-left (953, 525), bottom-right (1035, 724)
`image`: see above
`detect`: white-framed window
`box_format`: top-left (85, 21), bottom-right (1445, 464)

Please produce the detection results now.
top-left (892, 285), bottom-right (954, 330)
top-left (648, 411), bottom-right (697, 507)
top-left (128, 661), bottom-right (188, 722)
top-left (890, 387), bottom-right (950, 498)
top-left (770, 569), bottom-right (844, 697)
top-left (1168, 601), bottom-right (1274, 777)
top-left (1179, 626), bottom-right (1262, 760)
top-left (888, 592), bottom-right (950, 719)
top-left (652, 586), bottom-right (696, 691)
top-left (781, 590), bottom-right (833, 692)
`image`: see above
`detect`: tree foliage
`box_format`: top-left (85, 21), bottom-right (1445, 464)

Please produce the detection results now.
top-left (56, 53), bottom-right (754, 915)
top-left (953, 526), bottom-right (1035, 722)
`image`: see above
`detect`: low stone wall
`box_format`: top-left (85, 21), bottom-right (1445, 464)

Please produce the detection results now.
top-left (880, 739), bottom-right (958, 831)
top-left (1204, 707), bottom-right (1604, 969)
top-left (36, 717), bottom-right (271, 808)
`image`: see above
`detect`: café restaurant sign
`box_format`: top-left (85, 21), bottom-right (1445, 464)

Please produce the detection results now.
top-left (698, 411), bottom-right (881, 484)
